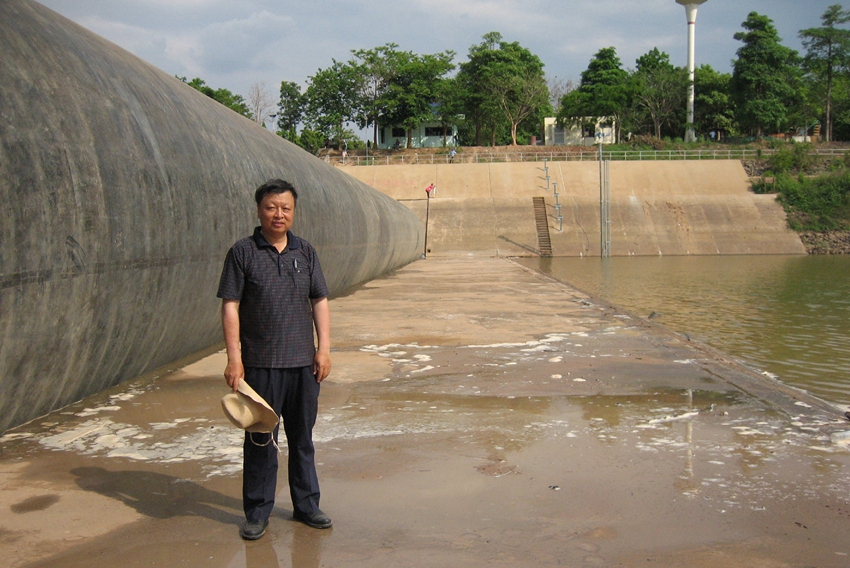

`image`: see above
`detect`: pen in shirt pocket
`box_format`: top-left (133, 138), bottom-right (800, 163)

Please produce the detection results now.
top-left (294, 259), bottom-right (299, 272)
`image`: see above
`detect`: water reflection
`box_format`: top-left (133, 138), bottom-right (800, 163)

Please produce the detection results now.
top-left (238, 523), bottom-right (326, 568)
top-left (518, 255), bottom-right (850, 407)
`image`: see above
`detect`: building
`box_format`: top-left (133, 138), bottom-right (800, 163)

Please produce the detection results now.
top-left (544, 117), bottom-right (616, 146)
top-left (378, 122), bottom-right (459, 149)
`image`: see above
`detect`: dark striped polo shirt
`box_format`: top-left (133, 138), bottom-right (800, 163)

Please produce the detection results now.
top-left (217, 227), bottom-right (329, 368)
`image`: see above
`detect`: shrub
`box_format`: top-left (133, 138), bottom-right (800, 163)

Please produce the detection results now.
top-left (625, 135), bottom-right (666, 150)
top-left (767, 146), bottom-right (795, 174)
top-left (776, 169), bottom-right (850, 231)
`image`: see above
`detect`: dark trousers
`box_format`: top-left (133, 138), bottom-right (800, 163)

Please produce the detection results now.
top-left (243, 366), bottom-right (321, 522)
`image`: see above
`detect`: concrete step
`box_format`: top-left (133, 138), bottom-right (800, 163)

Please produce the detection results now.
top-left (533, 197), bottom-right (553, 257)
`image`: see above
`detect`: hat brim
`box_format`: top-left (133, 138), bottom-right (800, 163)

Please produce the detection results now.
top-left (221, 380), bottom-right (279, 433)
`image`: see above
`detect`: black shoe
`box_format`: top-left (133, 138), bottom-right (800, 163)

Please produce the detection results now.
top-left (293, 509), bottom-right (333, 529)
top-left (240, 518), bottom-right (269, 540)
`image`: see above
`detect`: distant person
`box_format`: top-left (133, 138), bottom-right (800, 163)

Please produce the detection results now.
top-left (218, 179), bottom-right (333, 540)
top-left (425, 183), bottom-right (435, 197)
top-left (449, 148), bottom-right (457, 163)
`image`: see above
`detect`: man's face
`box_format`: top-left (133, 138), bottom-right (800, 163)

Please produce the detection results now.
top-left (257, 191), bottom-right (296, 240)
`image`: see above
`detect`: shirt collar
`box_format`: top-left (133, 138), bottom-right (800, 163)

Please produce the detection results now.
top-left (252, 227), bottom-right (300, 250)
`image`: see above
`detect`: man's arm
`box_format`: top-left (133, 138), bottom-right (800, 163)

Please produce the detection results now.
top-left (222, 299), bottom-right (243, 392)
top-left (311, 297), bottom-right (331, 382)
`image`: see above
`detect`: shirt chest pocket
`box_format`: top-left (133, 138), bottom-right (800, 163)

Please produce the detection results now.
top-left (292, 266), bottom-right (312, 297)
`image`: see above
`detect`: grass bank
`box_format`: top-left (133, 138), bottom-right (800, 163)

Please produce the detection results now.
top-left (749, 144), bottom-right (850, 253)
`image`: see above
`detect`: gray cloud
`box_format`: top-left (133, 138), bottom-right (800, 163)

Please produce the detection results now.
top-left (38, 0), bottom-right (838, 115)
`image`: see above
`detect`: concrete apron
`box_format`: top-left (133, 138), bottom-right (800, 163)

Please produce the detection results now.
top-left (2, 256), bottom-right (849, 568)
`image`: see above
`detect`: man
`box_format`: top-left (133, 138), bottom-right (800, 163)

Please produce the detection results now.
top-left (217, 179), bottom-right (332, 540)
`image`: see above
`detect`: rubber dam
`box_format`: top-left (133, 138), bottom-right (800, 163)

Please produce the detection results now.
top-left (0, 0), bottom-right (423, 432)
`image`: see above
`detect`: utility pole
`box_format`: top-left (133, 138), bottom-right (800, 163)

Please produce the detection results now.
top-left (676, 0), bottom-right (709, 143)
top-left (598, 136), bottom-right (610, 258)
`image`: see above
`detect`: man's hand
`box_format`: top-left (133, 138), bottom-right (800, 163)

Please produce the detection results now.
top-left (225, 359), bottom-right (245, 392)
top-left (313, 349), bottom-right (331, 382)
top-left (311, 297), bottom-right (331, 383)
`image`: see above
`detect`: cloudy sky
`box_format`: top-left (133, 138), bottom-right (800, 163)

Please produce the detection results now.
top-left (38, 0), bottom-right (841, 109)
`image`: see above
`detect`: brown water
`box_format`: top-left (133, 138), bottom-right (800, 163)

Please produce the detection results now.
top-left (517, 255), bottom-right (850, 408)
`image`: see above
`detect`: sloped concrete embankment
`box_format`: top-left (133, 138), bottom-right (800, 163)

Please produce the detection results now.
top-left (0, 0), bottom-right (423, 432)
top-left (342, 160), bottom-right (806, 257)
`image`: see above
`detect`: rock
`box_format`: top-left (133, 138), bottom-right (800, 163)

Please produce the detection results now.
top-left (799, 231), bottom-right (850, 255)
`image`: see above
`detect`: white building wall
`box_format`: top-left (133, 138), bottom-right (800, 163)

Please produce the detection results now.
top-left (378, 122), bottom-right (458, 149)
top-left (544, 117), bottom-right (616, 146)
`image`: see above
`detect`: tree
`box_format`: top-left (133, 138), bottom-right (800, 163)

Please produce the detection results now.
top-left (431, 76), bottom-right (464, 145)
top-left (302, 60), bottom-right (362, 147)
top-left (557, 47), bottom-right (630, 141)
top-left (246, 81), bottom-right (276, 128)
top-left (731, 12), bottom-right (801, 137)
top-left (350, 44), bottom-right (409, 147)
top-left (382, 51), bottom-right (455, 148)
top-left (458, 32), bottom-right (550, 146)
top-left (277, 80), bottom-right (304, 143)
top-left (298, 128), bottom-right (325, 155)
top-left (631, 48), bottom-right (687, 139)
top-left (800, 4), bottom-right (850, 141)
top-left (179, 77), bottom-right (252, 118)
top-left (694, 65), bottom-right (736, 140)
top-left (830, 73), bottom-right (850, 139)
top-left (482, 42), bottom-right (549, 145)
top-left (457, 32), bottom-right (511, 146)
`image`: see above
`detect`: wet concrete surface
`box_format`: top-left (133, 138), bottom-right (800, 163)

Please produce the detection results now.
top-left (2, 255), bottom-right (850, 567)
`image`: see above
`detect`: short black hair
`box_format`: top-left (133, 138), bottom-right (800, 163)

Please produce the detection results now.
top-left (254, 179), bottom-right (298, 206)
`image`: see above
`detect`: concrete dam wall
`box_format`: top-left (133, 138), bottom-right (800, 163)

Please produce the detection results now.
top-left (0, 0), bottom-right (423, 432)
top-left (341, 160), bottom-right (806, 257)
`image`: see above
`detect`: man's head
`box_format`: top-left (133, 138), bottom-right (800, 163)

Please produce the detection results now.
top-left (255, 179), bottom-right (299, 242)
top-left (255, 179), bottom-right (298, 206)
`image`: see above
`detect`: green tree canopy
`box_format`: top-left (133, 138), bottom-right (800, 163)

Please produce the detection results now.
top-left (457, 32), bottom-right (510, 145)
top-left (829, 72), bottom-right (850, 139)
top-left (382, 51), bottom-right (455, 148)
top-left (431, 76), bottom-right (465, 145)
top-left (457, 32), bottom-right (549, 146)
top-left (630, 48), bottom-right (687, 139)
top-left (179, 77), bottom-right (252, 118)
top-left (694, 64), bottom-right (736, 140)
top-left (800, 4), bottom-right (850, 141)
top-left (557, 47), bottom-right (630, 140)
top-left (349, 43), bottom-right (410, 146)
top-left (731, 12), bottom-right (802, 137)
top-left (302, 60), bottom-right (362, 147)
top-left (276, 80), bottom-right (304, 143)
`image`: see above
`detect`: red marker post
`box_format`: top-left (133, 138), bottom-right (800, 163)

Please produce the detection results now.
top-left (423, 184), bottom-right (434, 258)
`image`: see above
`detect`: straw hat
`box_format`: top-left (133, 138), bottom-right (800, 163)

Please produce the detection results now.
top-left (221, 381), bottom-right (279, 433)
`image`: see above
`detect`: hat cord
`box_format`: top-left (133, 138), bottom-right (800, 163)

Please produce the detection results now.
top-left (248, 422), bottom-right (282, 453)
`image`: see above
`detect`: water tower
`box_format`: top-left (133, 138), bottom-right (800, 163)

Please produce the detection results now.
top-left (676, 0), bottom-right (708, 142)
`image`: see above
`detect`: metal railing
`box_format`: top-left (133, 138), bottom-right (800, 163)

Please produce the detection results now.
top-left (329, 147), bottom-right (850, 166)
